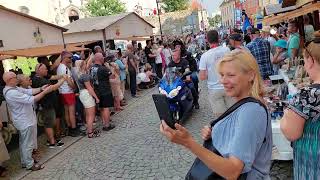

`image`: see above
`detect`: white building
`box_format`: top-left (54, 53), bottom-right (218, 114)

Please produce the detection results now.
top-left (0, 0), bottom-right (87, 26)
top-left (121, 0), bottom-right (158, 16)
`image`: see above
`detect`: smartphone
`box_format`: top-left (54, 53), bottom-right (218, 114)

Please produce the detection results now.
top-left (152, 94), bottom-right (176, 129)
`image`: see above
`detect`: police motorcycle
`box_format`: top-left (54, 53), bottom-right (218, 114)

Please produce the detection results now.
top-left (158, 67), bottom-right (194, 122)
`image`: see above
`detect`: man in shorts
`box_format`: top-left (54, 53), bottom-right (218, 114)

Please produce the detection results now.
top-left (90, 53), bottom-right (115, 131)
top-left (32, 63), bottom-right (66, 147)
top-left (57, 51), bottom-right (78, 137)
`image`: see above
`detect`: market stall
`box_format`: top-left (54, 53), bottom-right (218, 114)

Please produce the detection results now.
top-left (63, 12), bottom-right (155, 51)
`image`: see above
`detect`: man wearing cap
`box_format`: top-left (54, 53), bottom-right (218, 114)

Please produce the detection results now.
top-left (56, 51), bottom-right (78, 137)
top-left (272, 39), bottom-right (288, 74)
top-left (229, 33), bottom-right (249, 51)
top-left (246, 28), bottom-right (273, 79)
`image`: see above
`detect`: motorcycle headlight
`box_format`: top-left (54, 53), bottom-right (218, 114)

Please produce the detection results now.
top-left (168, 86), bottom-right (182, 98)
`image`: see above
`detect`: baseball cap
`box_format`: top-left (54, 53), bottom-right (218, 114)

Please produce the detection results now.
top-left (251, 28), bottom-right (261, 35)
top-left (274, 39), bottom-right (287, 49)
top-left (229, 33), bottom-right (242, 41)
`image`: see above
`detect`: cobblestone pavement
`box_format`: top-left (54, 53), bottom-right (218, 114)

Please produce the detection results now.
top-left (10, 83), bottom-right (292, 180)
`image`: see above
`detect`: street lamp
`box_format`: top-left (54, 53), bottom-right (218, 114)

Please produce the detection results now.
top-left (156, 0), bottom-right (163, 41)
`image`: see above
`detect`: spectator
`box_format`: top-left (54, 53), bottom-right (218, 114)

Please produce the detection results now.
top-left (3, 72), bottom-right (52, 171)
top-left (161, 49), bottom-right (272, 179)
top-left (0, 117), bottom-right (9, 177)
top-left (115, 50), bottom-right (127, 106)
top-left (74, 60), bottom-right (100, 138)
top-left (229, 33), bottom-right (249, 51)
top-left (199, 30), bottom-right (231, 116)
top-left (262, 26), bottom-right (277, 55)
top-left (280, 31), bottom-right (320, 180)
top-left (109, 62), bottom-right (124, 112)
top-left (90, 53), bottom-right (115, 131)
top-left (16, 74), bottom-right (40, 161)
top-left (32, 64), bottom-right (66, 147)
top-left (287, 20), bottom-right (300, 59)
top-left (272, 40), bottom-right (288, 74)
top-left (244, 26), bottom-right (252, 45)
top-left (127, 44), bottom-right (139, 98)
top-left (56, 51), bottom-right (78, 137)
top-left (162, 43), bottom-right (173, 66)
top-left (145, 40), bottom-right (157, 72)
top-left (155, 40), bottom-right (165, 78)
top-left (304, 16), bottom-right (315, 44)
top-left (246, 28), bottom-right (273, 79)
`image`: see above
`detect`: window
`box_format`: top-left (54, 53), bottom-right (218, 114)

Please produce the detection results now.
top-left (68, 9), bottom-right (79, 23)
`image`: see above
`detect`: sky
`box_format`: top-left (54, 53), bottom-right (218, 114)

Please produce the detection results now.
top-left (121, 0), bottom-right (222, 16)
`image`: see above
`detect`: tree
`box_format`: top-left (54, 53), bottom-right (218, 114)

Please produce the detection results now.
top-left (85, 0), bottom-right (126, 17)
top-left (161, 0), bottom-right (189, 13)
top-left (208, 14), bottom-right (222, 28)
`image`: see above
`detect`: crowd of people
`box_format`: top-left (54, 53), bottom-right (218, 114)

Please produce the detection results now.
top-left (0, 16), bottom-right (319, 179)
top-left (160, 22), bottom-right (320, 180)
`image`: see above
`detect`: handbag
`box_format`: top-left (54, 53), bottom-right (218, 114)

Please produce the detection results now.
top-left (185, 97), bottom-right (268, 180)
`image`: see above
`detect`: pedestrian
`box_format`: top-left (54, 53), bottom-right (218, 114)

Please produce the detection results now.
top-left (155, 40), bottom-right (165, 78)
top-left (90, 53), bottom-right (115, 131)
top-left (246, 28), bottom-right (273, 79)
top-left (161, 49), bottom-right (272, 179)
top-left (127, 44), bottom-right (139, 98)
top-left (57, 51), bottom-right (78, 137)
top-left (228, 33), bottom-right (249, 51)
top-left (145, 40), bottom-right (157, 72)
top-left (74, 60), bottom-right (101, 138)
top-left (304, 16), bottom-right (315, 44)
top-left (3, 72), bottom-right (52, 171)
top-left (262, 26), bottom-right (277, 55)
top-left (162, 43), bottom-right (173, 66)
top-left (199, 30), bottom-right (232, 116)
top-left (32, 64), bottom-right (66, 147)
top-left (0, 117), bottom-right (9, 177)
top-left (287, 20), bottom-right (300, 59)
top-left (272, 39), bottom-right (288, 74)
top-left (109, 62), bottom-right (124, 112)
top-left (115, 49), bottom-right (127, 106)
top-left (16, 74), bottom-right (40, 161)
top-left (280, 31), bottom-right (320, 180)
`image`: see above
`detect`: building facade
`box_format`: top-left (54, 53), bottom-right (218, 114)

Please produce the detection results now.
top-left (220, 0), bottom-right (236, 28)
top-left (0, 0), bottom-right (87, 26)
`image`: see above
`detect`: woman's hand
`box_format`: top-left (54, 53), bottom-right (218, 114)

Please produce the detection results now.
top-left (95, 97), bottom-right (100, 104)
top-left (201, 125), bottom-right (212, 141)
top-left (160, 120), bottom-right (194, 148)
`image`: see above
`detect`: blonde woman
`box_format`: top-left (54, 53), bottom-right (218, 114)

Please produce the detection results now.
top-left (109, 62), bottom-right (124, 112)
top-left (160, 50), bottom-right (272, 179)
top-left (280, 31), bottom-right (320, 180)
top-left (74, 60), bottom-right (100, 138)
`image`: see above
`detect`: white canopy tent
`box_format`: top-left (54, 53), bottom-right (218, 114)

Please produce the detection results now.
top-left (63, 12), bottom-right (155, 51)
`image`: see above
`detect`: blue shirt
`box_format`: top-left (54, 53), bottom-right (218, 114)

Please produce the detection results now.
top-left (115, 59), bottom-right (126, 81)
top-left (287, 33), bottom-right (300, 58)
top-left (212, 102), bottom-right (272, 179)
top-left (246, 38), bottom-right (273, 78)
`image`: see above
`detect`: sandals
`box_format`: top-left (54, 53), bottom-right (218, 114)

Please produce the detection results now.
top-left (88, 129), bottom-right (101, 138)
top-left (0, 166), bottom-right (8, 177)
top-left (27, 164), bottom-right (44, 171)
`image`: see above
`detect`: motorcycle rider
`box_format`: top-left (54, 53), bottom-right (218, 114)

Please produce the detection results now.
top-left (168, 48), bottom-right (200, 109)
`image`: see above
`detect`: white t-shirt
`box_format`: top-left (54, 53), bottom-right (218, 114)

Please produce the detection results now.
top-left (162, 48), bottom-right (173, 65)
top-left (199, 46), bottom-right (230, 90)
top-left (57, 63), bottom-right (74, 94)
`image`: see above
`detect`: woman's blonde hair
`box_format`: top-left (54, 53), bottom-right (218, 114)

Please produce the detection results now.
top-left (217, 49), bottom-right (265, 102)
top-left (74, 60), bottom-right (86, 78)
top-left (304, 30), bottom-right (320, 64)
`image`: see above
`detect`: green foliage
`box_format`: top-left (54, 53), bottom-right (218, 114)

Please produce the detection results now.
top-left (208, 14), bottom-right (222, 28)
top-left (85, 0), bottom-right (126, 17)
top-left (3, 57), bottom-right (38, 75)
top-left (161, 0), bottom-right (189, 12)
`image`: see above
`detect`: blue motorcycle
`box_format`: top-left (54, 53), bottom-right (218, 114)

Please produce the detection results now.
top-left (158, 67), bottom-right (194, 123)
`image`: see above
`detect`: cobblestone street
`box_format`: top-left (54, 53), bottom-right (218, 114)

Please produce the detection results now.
top-left (8, 84), bottom-right (293, 180)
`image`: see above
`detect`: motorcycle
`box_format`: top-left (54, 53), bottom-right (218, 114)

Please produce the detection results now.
top-left (158, 67), bottom-right (194, 123)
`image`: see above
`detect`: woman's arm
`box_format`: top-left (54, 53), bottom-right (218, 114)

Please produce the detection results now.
top-left (272, 52), bottom-right (282, 64)
top-left (161, 122), bottom-right (244, 179)
top-left (280, 109), bottom-right (306, 141)
top-left (117, 60), bottom-right (126, 70)
top-left (50, 79), bottom-right (65, 91)
top-left (84, 81), bottom-right (99, 102)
